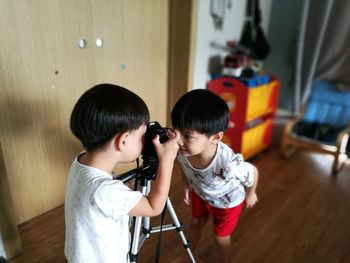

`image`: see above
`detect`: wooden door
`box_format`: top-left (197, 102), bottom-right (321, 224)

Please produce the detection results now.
top-left (0, 0), bottom-right (168, 224)
top-left (91, 1), bottom-right (169, 124)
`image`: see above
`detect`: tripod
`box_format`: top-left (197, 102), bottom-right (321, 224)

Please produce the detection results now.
top-left (118, 165), bottom-right (196, 263)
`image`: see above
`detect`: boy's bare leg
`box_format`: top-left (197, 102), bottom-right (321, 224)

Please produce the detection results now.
top-left (215, 235), bottom-right (232, 263)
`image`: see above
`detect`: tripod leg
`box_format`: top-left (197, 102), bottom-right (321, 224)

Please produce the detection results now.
top-left (166, 198), bottom-right (196, 263)
top-left (129, 181), bottom-right (151, 263)
top-left (129, 215), bottom-right (142, 263)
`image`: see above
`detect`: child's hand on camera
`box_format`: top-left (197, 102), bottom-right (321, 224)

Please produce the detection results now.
top-left (152, 129), bottom-right (180, 164)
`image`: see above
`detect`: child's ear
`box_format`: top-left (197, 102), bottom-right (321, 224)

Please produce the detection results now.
top-left (115, 132), bottom-right (129, 151)
top-left (211, 131), bottom-right (223, 143)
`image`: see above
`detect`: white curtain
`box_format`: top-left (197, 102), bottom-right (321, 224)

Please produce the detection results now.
top-left (294, 0), bottom-right (350, 115)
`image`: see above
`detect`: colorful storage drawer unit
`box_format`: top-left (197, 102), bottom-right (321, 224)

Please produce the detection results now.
top-left (207, 76), bottom-right (280, 159)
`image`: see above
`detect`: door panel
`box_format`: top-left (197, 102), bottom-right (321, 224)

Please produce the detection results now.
top-left (91, 0), bottom-right (169, 123)
top-left (0, 0), bottom-right (168, 223)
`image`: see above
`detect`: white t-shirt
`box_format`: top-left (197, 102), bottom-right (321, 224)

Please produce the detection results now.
top-left (177, 142), bottom-right (254, 208)
top-left (64, 155), bottom-right (142, 263)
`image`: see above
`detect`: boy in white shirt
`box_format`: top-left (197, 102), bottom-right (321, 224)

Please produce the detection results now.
top-left (65, 83), bottom-right (180, 262)
top-left (171, 89), bottom-right (258, 263)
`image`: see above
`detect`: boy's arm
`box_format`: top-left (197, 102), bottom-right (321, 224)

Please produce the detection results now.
top-left (181, 169), bottom-right (191, 205)
top-left (129, 131), bottom-right (180, 217)
top-left (245, 165), bottom-right (258, 208)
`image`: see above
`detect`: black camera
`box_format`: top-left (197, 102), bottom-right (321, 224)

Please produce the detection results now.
top-left (116, 122), bottom-right (169, 183)
top-left (141, 121), bottom-right (169, 161)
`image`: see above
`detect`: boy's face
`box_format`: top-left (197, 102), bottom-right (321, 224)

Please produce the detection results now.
top-left (177, 130), bottom-right (217, 157)
top-left (123, 124), bottom-right (147, 162)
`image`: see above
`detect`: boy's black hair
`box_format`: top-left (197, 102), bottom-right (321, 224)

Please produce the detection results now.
top-left (70, 83), bottom-right (150, 151)
top-left (171, 89), bottom-right (229, 136)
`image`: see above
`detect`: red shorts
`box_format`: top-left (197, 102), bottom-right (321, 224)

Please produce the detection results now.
top-left (191, 191), bottom-right (244, 237)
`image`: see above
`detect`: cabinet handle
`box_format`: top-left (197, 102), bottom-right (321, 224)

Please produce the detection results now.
top-left (95, 38), bottom-right (104, 48)
top-left (78, 38), bottom-right (87, 49)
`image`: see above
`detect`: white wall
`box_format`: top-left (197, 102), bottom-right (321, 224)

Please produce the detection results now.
top-left (264, 0), bottom-right (303, 111)
top-left (192, 0), bottom-right (272, 90)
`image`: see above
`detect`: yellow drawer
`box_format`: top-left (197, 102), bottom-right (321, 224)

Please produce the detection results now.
top-left (242, 119), bottom-right (272, 159)
top-left (246, 84), bottom-right (270, 122)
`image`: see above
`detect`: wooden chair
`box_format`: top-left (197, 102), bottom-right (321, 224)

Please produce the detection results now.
top-left (281, 80), bottom-right (350, 174)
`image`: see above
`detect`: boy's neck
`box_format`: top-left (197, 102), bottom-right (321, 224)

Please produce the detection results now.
top-left (78, 151), bottom-right (115, 175)
top-left (188, 142), bottom-right (218, 169)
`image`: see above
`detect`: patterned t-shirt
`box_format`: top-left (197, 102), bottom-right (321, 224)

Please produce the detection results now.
top-left (64, 154), bottom-right (142, 263)
top-left (177, 141), bottom-right (254, 208)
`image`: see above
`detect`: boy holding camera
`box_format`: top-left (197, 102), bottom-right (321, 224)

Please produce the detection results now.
top-left (65, 83), bottom-right (180, 263)
top-left (171, 89), bottom-right (259, 263)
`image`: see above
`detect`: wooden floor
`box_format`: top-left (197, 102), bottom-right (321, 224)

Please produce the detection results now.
top-left (7, 146), bottom-right (350, 263)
